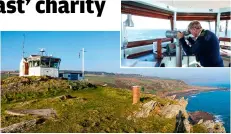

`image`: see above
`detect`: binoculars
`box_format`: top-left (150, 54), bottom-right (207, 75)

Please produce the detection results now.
top-left (165, 30), bottom-right (190, 38)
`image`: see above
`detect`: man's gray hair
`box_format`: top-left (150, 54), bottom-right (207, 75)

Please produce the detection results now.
top-left (188, 21), bottom-right (202, 30)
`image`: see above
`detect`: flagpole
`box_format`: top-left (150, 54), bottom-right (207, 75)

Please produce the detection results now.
top-left (79, 48), bottom-right (86, 80)
top-left (82, 48), bottom-right (84, 79)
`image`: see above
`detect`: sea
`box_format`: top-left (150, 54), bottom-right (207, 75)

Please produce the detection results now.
top-left (126, 29), bottom-right (231, 42)
top-left (184, 88), bottom-right (230, 133)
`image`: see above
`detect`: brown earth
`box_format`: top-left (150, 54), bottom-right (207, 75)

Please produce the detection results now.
top-left (189, 111), bottom-right (215, 124)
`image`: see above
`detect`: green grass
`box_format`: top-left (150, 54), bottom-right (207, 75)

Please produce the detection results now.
top-left (1, 86), bottom-right (178, 133)
top-left (1, 73), bottom-right (18, 80)
top-left (1, 76), bottom-right (96, 103)
top-left (1, 77), bottom-right (70, 103)
top-left (85, 75), bottom-right (188, 95)
top-left (192, 124), bottom-right (208, 133)
top-left (86, 76), bottom-right (117, 85)
top-left (175, 88), bottom-right (183, 90)
top-left (1, 76), bottom-right (208, 133)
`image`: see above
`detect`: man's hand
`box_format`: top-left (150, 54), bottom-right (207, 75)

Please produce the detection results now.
top-left (177, 32), bottom-right (184, 39)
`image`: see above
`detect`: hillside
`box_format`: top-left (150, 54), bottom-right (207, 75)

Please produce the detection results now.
top-left (1, 76), bottom-right (225, 133)
top-left (85, 75), bottom-right (220, 97)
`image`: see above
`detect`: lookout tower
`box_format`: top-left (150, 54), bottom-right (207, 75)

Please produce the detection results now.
top-left (19, 49), bottom-right (61, 77)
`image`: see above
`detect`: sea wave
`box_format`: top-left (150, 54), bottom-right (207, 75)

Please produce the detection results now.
top-left (189, 94), bottom-right (198, 98)
top-left (214, 115), bottom-right (224, 124)
top-left (190, 95), bottom-right (197, 98)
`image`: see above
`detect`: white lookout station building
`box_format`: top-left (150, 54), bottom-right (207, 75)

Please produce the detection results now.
top-left (19, 49), bottom-right (61, 77)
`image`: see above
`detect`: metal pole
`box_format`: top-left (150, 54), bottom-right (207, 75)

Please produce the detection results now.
top-left (121, 14), bottom-right (124, 59)
top-left (22, 34), bottom-right (25, 58)
top-left (216, 12), bottom-right (221, 37)
top-left (176, 39), bottom-right (182, 67)
top-left (173, 11), bottom-right (182, 67)
top-left (122, 22), bottom-right (128, 59)
top-left (225, 20), bottom-right (228, 37)
top-left (82, 48), bottom-right (84, 79)
top-left (173, 12), bottom-right (176, 31)
top-left (208, 21), bottom-right (211, 31)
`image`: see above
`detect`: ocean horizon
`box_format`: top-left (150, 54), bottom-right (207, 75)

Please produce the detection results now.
top-left (185, 90), bottom-right (230, 133)
top-left (187, 82), bottom-right (230, 92)
top-left (189, 82), bottom-right (230, 89)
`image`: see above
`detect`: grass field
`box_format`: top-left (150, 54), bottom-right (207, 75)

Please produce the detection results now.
top-left (1, 76), bottom-right (208, 133)
top-left (2, 86), bottom-right (178, 132)
top-left (85, 75), bottom-right (188, 96)
top-left (1, 73), bottom-right (18, 80)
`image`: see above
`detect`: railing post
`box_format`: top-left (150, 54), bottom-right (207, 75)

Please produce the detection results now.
top-left (157, 39), bottom-right (162, 59)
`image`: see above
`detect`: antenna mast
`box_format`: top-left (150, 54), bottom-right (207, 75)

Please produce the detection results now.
top-left (40, 48), bottom-right (46, 56)
top-left (22, 34), bottom-right (25, 58)
top-left (82, 48), bottom-right (84, 79)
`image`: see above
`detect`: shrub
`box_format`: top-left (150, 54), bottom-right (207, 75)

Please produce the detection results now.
top-left (1, 76), bottom-right (96, 103)
top-left (68, 81), bottom-right (97, 91)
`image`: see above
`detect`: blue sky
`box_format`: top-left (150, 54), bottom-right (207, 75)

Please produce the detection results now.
top-left (1, 31), bottom-right (120, 72)
top-left (1, 31), bottom-right (230, 85)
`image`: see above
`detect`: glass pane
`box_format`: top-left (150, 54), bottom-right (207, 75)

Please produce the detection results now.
top-left (122, 14), bottom-right (171, 42)
top-left (31, 61), bottom-right (40, 67)
top-left (50, 58), bottom-right (60, 68)
top-left (41, 58), bottom-right (50, 67)
top-left (219, 20), bottom-right (231, 37)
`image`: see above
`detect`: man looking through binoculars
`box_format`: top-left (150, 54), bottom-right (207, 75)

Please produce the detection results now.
top-left (177, 20), bottom-right (224, 67)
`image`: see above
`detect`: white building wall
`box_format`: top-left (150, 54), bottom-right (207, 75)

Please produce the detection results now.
top-left (29, 67), bottom-right (41, 76)
top-left (19, 59), bottom-right (25, 76)
top-left (29, 67), bottom-right (59, 77)
top-left (40, 68), bottom-right (59, 78)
